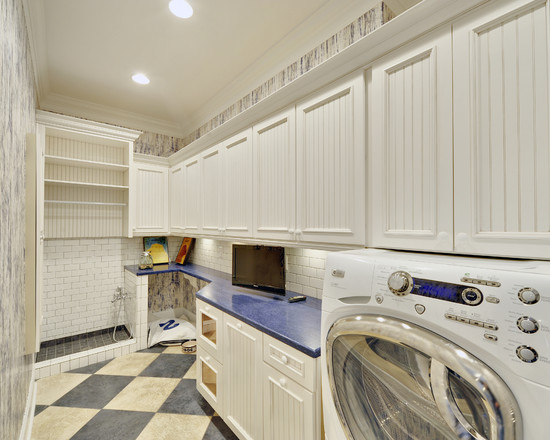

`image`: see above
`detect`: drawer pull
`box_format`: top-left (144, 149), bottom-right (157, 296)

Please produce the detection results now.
top-left (205, 356), bottom-right (211, 362)
top-left (281, 355), bottom-right (288, 364)
top-left (236, 323), bottom-right (242, 329)
top-left (279, 378), bottom-right (287, 387)
top-left (204, 306), bottom-right (210, 312)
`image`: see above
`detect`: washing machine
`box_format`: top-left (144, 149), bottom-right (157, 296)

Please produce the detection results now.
top-left (321, 249), bottom-right (550, 440)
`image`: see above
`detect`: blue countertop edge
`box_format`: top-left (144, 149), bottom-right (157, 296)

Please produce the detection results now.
top-left (125, 263), bottom-right (322, 358)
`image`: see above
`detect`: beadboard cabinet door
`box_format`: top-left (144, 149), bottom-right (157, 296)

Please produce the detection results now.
top-left (369, 25), bottom-right (454, 252)
top-left (183, 157), bottom-right (201, 234)
top-left (253, 109), bottom-right (296, 241)
top-left (222, 129), bottom-right (253, 238)
top-left (453, 0), bottom-right (550, 259)
top-left (133, 161), bottom-right (169, 235)
top-left (223, 314), bottom-right (263, 440)
top-left (263, 363), bottom-right (315, 440)
top-left (169, 163), bottom-right (185, 233)
top-left (296, 72), bottom-right (366, 245)
top-left (200, 145), bottom-right (223, 236)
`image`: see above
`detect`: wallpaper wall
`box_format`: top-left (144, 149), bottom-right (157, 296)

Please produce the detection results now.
top-left (0, 0), bottom-right (37, 438)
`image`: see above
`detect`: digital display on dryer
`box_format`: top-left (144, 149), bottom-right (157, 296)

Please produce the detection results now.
top-left (411, 278), bottom-right (476, 305)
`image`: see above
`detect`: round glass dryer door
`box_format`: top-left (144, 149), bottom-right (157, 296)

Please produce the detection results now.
top-left (326, 315), bottom-right (522, 440)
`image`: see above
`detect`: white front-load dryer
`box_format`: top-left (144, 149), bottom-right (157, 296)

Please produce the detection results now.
top-left (321, 249), bottom-right (550, 440)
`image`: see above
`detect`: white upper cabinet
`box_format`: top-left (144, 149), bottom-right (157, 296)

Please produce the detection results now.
top-left (133, 158), bottom-right (169, 235)
top-left (222, 129), bottom-right (253, 238)
top-left (253, 108), bottom-right (296, 241)
top-left (369, 26), bottom-right (454, 252)
top-left (169, 163), bottom-right (185, 233)
top-left (453, 0), bottom-right (550, 259)
top-left (183, 157), bottom-right (201, 234)
top-left (296, 72), bottom-right (366, 245)
top-left (200, 145), bottom-right (222, 236)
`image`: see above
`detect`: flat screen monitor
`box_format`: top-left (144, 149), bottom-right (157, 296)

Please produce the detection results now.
top-left (232, 245), bottom-right (285, 295)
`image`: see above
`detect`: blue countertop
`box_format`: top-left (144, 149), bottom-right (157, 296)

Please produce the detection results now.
top-left (125, 263), bottom-right (322, 358)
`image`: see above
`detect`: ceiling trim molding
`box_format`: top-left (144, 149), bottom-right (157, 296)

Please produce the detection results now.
top-left (36, 109), bottom-right (142, 142)
top-left (21, 0), bottom-right (49, 105)
top-left (39, 93), bottom-right (186, 137)
top-left (133, 153), bottom-right (170, 166)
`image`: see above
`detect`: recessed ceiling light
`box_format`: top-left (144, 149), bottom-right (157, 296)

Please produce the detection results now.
top-left (169, 0), bottom-right (193, 18)
top-left (132, 73), bottom-right (150, 85)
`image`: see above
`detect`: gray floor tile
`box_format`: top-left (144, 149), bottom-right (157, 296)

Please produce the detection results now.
top-left (69, 359), bottom-right (112, 374)
top-left (203, 416), bottom-right (240, 440)
top-left (52, 375), bottom-right (134, 409)
top-left (70, 409), bottom-right (154, 440)
top-left (139, 353), bottom-right (195, 378)
top-left (158, 379), bottom-right (214, 416)
top-left (34, 404), bottom-right (48, 416)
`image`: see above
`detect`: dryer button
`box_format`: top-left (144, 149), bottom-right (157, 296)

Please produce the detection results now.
top-left (484, 333), bottom-right (498, 341)
top-left (414, 304), bottom-right (426, 315)
top-left (457, 317), bottom-right (470, 324)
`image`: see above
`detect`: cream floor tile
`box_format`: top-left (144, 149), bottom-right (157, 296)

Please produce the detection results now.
top-left (137, 413), bottom-right (211, 440)
top-left (162, 346), bottom-right (184, 354)
top-left (104, 377), bottom-right (180, 412)
top-left (35, 373), bottom-right (90, 405)
top-left (31, 406), bottom-right (99, 440)
top-left (183, 360), bottom-right (197, 379)
top-left (94, 352), bottom-right (159, 376)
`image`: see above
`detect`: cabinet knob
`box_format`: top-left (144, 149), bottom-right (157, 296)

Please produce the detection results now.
top-left (205, 306), bottom-right (210, 312)
top-left (205, 356), bottom-right (211, 362)
top-left (281, 355), bottom-right (288, 364)
top-left (295, 229), bottom-right (302, 235)
top-left (236, 323), bottom-right (242, 329)
top-left (279, 378), bottom-right (287, 387)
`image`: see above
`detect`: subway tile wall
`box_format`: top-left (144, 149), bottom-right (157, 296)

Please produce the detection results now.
top-left (188, 239), bottom-right (329, 299)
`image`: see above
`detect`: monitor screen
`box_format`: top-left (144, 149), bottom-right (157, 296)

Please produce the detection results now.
top-left (232, 245), bottom-right (285, 294)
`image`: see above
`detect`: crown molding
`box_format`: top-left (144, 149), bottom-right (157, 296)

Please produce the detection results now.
top-left (21, 0), bottom-right (49, 105)
top-left (133, 153), bottom-right (170, 166)
top-left (39, 93), bottom-right (186, 138)
top-left (36, 110), bottom-right (142, 142)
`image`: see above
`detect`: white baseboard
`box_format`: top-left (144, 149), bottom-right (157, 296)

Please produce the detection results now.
top-left (19, 367), bottom-right (36, 440)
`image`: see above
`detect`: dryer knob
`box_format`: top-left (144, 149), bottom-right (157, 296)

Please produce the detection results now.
top-left (388, 271), bottom-right (413, 296)
top-left (517, 316), bottom-right (539, 334)
top-left (516, 345), bottom-right (538, 363)
top-left (518, 288), bottom-right (540, 305)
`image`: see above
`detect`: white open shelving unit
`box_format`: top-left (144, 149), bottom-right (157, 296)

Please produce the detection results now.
top-left (36, 111), bottom-right (142, 239)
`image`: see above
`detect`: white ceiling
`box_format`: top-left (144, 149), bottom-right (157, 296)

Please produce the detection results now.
top-left (24, 0), bottom-right (414, 137)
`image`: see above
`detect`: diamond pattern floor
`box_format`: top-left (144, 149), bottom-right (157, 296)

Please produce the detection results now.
top-left (32, 346), bottom-right (238, 440)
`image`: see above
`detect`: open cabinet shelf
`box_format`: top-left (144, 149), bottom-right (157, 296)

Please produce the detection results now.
top-left (37, 111), bottom-right (141, 239)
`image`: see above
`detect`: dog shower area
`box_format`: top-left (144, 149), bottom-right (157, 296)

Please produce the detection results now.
top-left (35, 237), bottom-right (199, 379)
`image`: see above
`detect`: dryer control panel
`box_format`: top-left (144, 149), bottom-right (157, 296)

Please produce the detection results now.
top-left (324, 249), bottom-right (550, 388)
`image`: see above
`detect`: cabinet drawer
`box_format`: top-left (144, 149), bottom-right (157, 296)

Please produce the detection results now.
top-left (196, 299), bottom-right (223, 359)
top-left (263, 334), bottom-right (317, 392)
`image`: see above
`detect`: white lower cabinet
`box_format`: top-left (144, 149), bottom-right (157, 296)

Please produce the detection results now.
top-left (263, 363), bottom-right (314, 440)
top-left (195, 300), bottom-right (320, 440)
top-left (223, 314), bottom-right (263, 440)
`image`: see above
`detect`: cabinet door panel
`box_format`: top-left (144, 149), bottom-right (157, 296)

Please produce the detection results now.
top-left (263, 363), bottom-right (315, 440)
top-left (184, 158), bottom-right (201, 233)
top-left (169, 164), bottom-right (185, 233)
top-left (223, 129), bottom-right (253, 237)
top-left (223, 315), bottom-right (263, 440)
top-left (370, 26), bottom-right (453, 251)
top-left (201, 146), bottom-right (222, 235)
top-left (454, 0), bottom-right (550, 258)
top-left (134, 164), bottom-right (169, 233)
top-left (253, 109), bottom-right (296, 241)
top-left (296, 72), bottom-right (365, 245)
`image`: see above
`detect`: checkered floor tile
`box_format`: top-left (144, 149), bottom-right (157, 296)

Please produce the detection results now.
top-left (32, 346), bottom-right (238, 440)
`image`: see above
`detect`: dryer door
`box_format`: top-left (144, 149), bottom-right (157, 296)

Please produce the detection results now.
top-left (326, 315), bottom-right (522, 440)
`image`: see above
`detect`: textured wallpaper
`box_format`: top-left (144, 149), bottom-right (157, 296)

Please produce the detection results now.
top-left (0, 0), bottom-right (37, 438)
